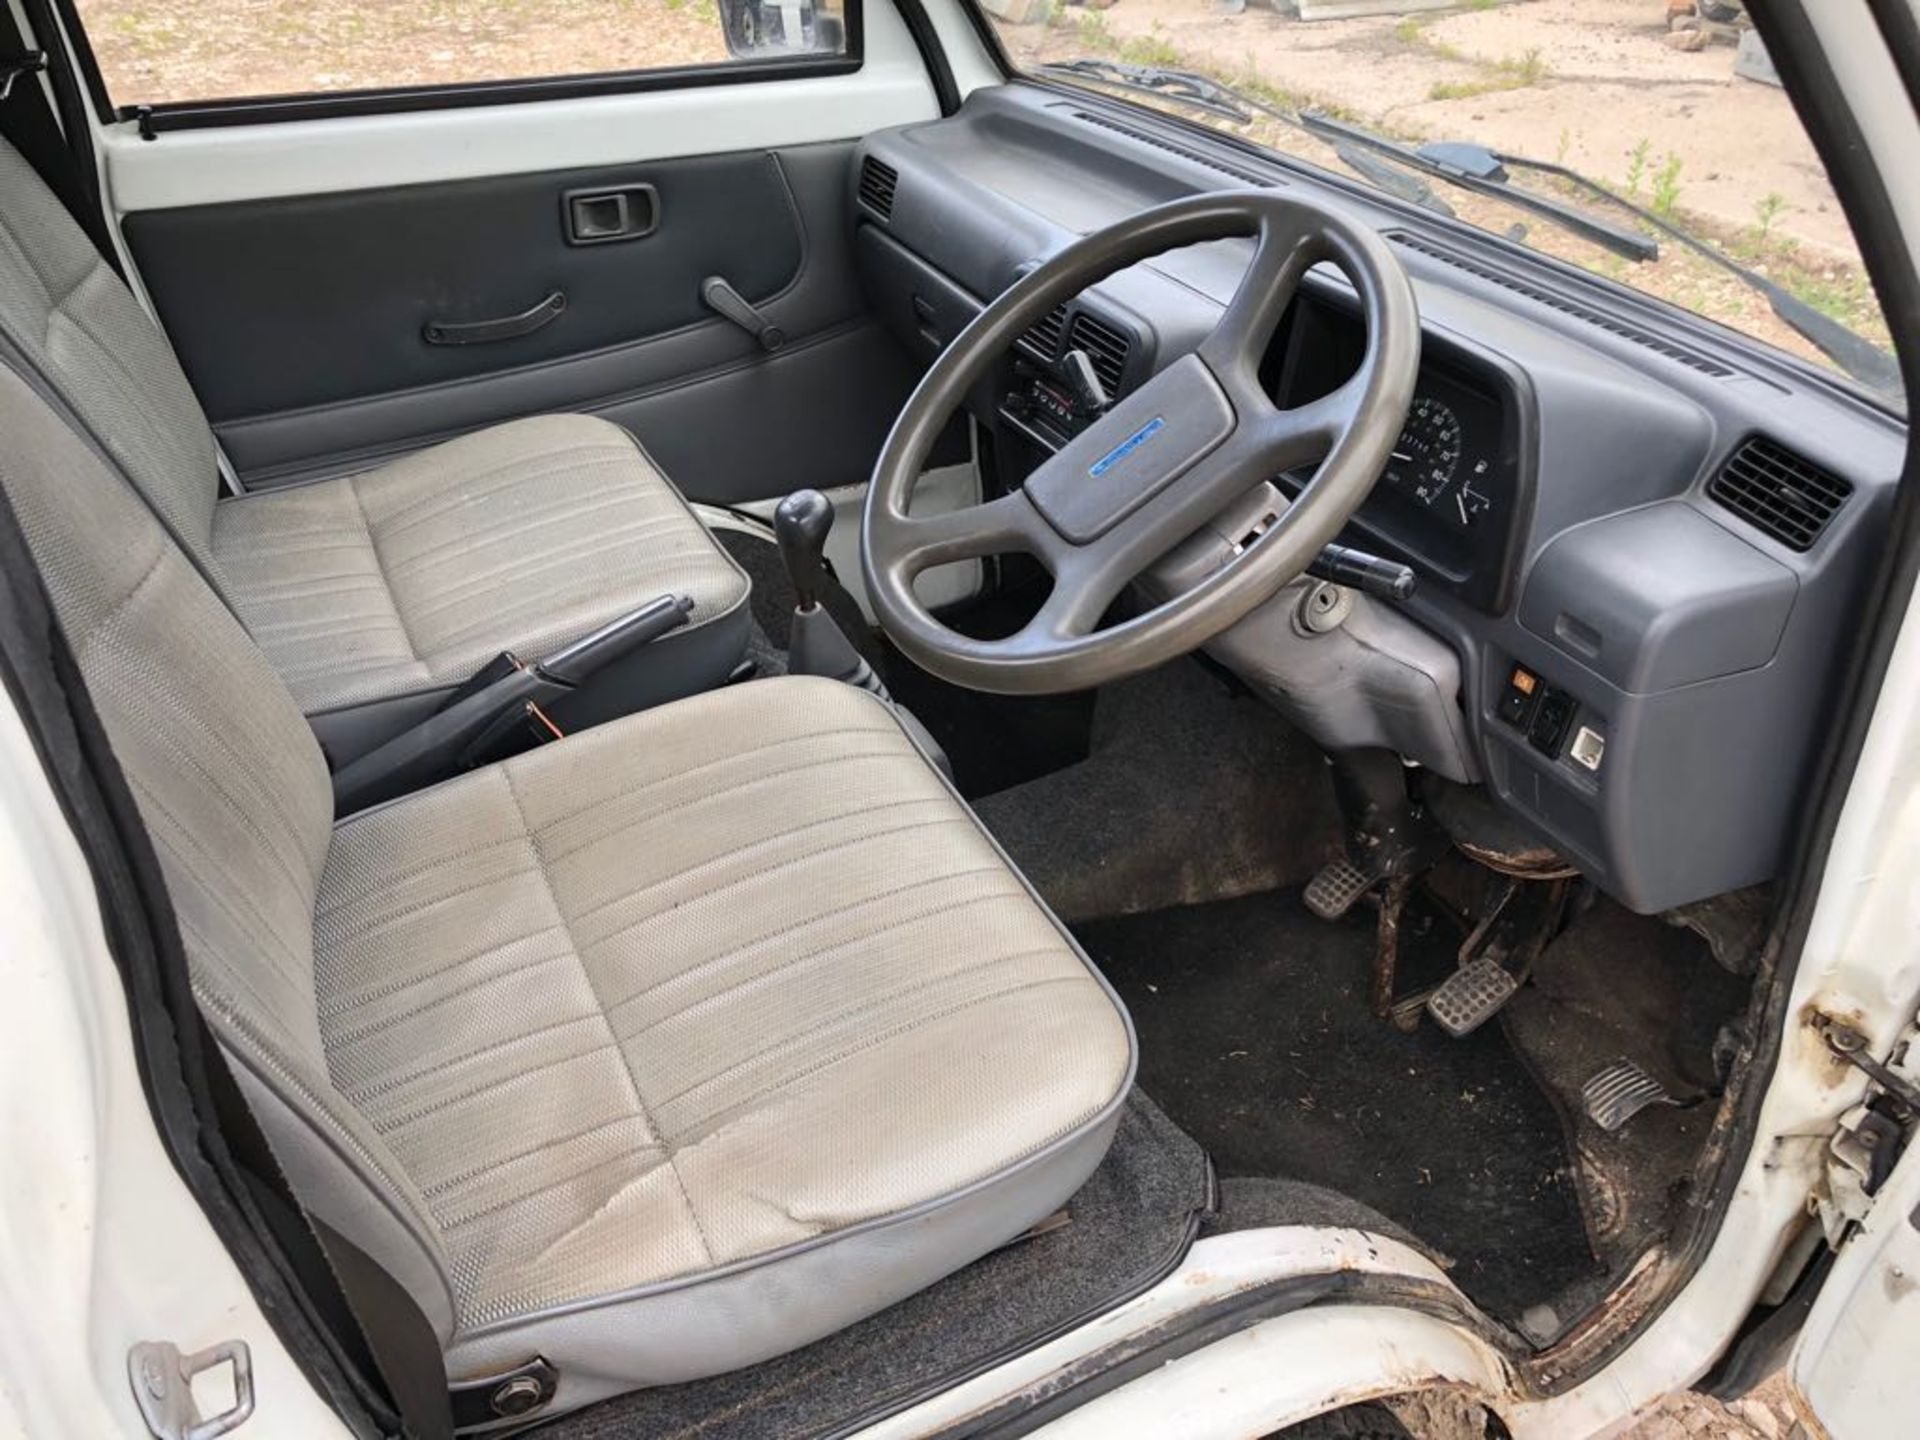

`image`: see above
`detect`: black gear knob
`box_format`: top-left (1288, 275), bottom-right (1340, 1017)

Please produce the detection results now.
top-left (774, 488), bottom-right (834, 613)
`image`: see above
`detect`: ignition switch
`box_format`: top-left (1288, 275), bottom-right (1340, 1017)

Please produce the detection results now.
top-left (1296, 580), bottom-right (1354, 636)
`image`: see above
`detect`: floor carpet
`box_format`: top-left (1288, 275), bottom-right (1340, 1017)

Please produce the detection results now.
top-left (1075, 889), bottom-right (1602, 1323)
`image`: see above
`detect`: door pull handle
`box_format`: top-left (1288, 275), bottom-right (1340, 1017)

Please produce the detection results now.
top-left (423, 290), bottom-right (567, 346)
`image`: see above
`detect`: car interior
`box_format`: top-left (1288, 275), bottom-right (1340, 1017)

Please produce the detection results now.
top-left (0, 3), bottom-right (1909, 1434)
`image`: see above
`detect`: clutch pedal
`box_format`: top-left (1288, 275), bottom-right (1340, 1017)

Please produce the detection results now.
top-left (1582, 1060), bottom-right (1679, 1132)
top-left (1425, 956), bottom-right (1520, 1037)
top-left (1305, 857), bottom-right (1377, 920)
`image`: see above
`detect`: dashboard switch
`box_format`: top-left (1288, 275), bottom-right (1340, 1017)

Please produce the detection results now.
top-left (1569, 725), bottom-right (1606, 773)
top-left (1498, 665), bottom-right (1540, 728)
top-left (1528, 686), bottom-right (1577, 758)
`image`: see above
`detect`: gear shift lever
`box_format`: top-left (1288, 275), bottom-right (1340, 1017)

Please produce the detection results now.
top-left (772, 489), bottom-right (887, 697)
top-left (774, 488), bottom-right (834, 613)
top-left (771, 489), bottom-right (959, 779)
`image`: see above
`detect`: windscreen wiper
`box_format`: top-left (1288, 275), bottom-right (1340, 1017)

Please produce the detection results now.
top-left (1036, 60), bottom-right (1457, 218)
top-left (1298, 112), bottom-right (1657, 264)
top-left (1041, 61), bottom-right (1897, 393)
top-left (1404, 140), bottom-right (1900, 394)
top-left (1037, 59), bottom-right (1252, 126)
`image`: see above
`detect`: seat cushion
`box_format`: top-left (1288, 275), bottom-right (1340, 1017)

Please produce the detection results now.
top-left (212, 414), bottom-right (749, 715)
top-left (314, 676), bottom-right (1134, 1405)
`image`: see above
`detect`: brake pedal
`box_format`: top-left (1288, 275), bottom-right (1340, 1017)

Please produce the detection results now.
top-left (1582, 1060), bottom-right (1679, 1132)
top-left (1305, 857), bottom-right (1376, 920)
top-left (1425, 956), bottom-right (1519, 1037)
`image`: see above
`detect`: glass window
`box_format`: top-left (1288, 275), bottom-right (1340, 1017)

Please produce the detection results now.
top-left (75, 0), bottom-right (851, 110)
top-left (980, 0), bottom-right (1899, 405)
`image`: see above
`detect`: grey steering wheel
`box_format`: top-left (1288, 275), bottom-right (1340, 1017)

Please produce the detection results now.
top-left (862, 189), bottom-right (1420, 695)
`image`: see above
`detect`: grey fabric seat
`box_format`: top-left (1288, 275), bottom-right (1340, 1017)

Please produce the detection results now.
top-left (0, 356), bottom-right (1134, 1418)
top-left (0, 140), bottom-right (748, 724)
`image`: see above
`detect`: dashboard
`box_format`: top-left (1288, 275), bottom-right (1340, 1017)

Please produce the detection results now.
top-left (1268, 293), bottom-right (1524, 613)
top-left (850, 81), bottom-right (1906, 916)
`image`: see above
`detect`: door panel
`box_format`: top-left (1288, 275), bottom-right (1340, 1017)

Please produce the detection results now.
top-left (87, 1), bottom-right (941, 504)
top-left (124, 149), bottom-right (809, 420)
top-left (121, 139), bottom-right (919, 503)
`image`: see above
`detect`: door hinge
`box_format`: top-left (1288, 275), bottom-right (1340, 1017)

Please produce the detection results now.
top-left (1814, 1014), bottom-right (1920, 1245)
top-left (129, 1339), bottom-right (254, 1440)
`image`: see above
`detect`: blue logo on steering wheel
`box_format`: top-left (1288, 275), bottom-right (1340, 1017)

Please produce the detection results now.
top-left (1089, 416), bottom-right (1166, 478)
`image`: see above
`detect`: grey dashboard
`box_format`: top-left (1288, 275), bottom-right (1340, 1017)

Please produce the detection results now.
top-left (851, 82), bottom-right (1906, 915)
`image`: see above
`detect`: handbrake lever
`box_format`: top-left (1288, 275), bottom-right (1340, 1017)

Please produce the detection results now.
top-left (330, 594), bottom-right (692, 815)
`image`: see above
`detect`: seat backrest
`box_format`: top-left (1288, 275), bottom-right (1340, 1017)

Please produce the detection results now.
top-left (0, 140), bottom-right (220, 568)
top-left (0, 352), bottom-right (456, 1329)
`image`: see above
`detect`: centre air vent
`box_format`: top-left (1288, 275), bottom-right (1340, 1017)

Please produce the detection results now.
top-left (858, 155), bottom-right (898, 220)
top-left (1018, 302), bottom-right (1069, 361)
top-left (1707, 435), bottom-right (1851, 552)
top-left (1069, 311), bottom-right (1132, 394)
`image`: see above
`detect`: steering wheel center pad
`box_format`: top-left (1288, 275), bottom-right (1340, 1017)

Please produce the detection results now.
top-left (1025, 355), bottom-right (1237, 544)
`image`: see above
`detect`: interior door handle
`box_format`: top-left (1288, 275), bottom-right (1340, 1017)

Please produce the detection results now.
top-left (423, 290), bottom-right (567, 346)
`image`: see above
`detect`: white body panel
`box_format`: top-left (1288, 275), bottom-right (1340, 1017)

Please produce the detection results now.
top-left (1792, 1135), bottom-right (1920, 1438)
top-left (0, 698), bottom-right (348, 1440)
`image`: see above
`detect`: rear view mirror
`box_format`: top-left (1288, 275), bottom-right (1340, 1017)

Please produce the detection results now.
top-left (716, 0), bottom-right (845, 57)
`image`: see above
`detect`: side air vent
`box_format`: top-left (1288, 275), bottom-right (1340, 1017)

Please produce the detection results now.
top-left (1019, 302), bottom-right (1070, 361)
top-left (1072, 110), bottom-right (1275, 187)
top-left (1387, 231), bottom-right (1736, 379)
top-left (858, 155), bottom-right (898, 220)
top-left (1707, 436), bottom-right (1851, 552)
top-left (1069, 310), bottom-right (1132, 394)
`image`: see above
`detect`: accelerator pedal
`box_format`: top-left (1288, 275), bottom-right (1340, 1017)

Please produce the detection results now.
top-left (1425, 956), bottom-right (1520, 1037)
top-left (1304, 857), bottom-right (1378, 921)
top-left (1582, 1060), bottom-right (1679, 1132)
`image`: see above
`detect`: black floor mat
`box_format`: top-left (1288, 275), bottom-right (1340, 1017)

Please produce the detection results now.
top-left (541, 1093), bottom-right (1210, 1440)
top-left (976, 659), bottom-right (1343, 922)
top-left (1076, 891), bottom-right (1601, 1321)
top-left (1503, 901), bottom-right (1750, 1300)
top-left (879, 575), bottom-right (1100, 800)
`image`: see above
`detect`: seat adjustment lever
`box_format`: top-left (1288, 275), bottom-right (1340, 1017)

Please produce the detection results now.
top-left (702, 276), bottom-right (786, 352)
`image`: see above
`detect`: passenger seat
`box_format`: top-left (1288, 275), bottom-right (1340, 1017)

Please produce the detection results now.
top-left (0, 140), bottom-right (749, 751)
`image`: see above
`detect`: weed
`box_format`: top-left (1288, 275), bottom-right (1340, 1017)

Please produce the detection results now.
top-left (1426, 48), bottom-right (1547, 101)
top-left (1650, 152), bottom-right (1683, 217)
top-left (1555, 126), bottom-right (1571, 166)
top-left (1753, 191), bottom-right (1788, 241)
top-left (1501, 47), bottom-right (1547, 85)
top-left (1625, 138), bottom-right (1651, 197)
top-left (1114, 21), bottom-right (1182, 68)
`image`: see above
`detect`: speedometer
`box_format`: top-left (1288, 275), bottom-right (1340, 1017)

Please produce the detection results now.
top-left (1385, 397), bottom-right (1464, 510)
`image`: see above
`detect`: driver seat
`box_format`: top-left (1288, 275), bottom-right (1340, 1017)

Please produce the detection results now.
top-left (0, 139), bottom-right (750, 732)
top-left (0, 355), bottom-right (1136, 1418)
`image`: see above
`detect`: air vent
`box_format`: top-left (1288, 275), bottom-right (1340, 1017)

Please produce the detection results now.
top-left (1072, 110), bottom-right (1275, 188)
top-left (1386, 232), bottom-right (1736, 379)
top-left (1018, 302), bottom-right (1070, 361)
top-left (1707, 436), bottom-right (1851, 551)
top-left (858, 155), bottom-right (898, 220)
top-left (1069, 310), bottom-right (1132, 394)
